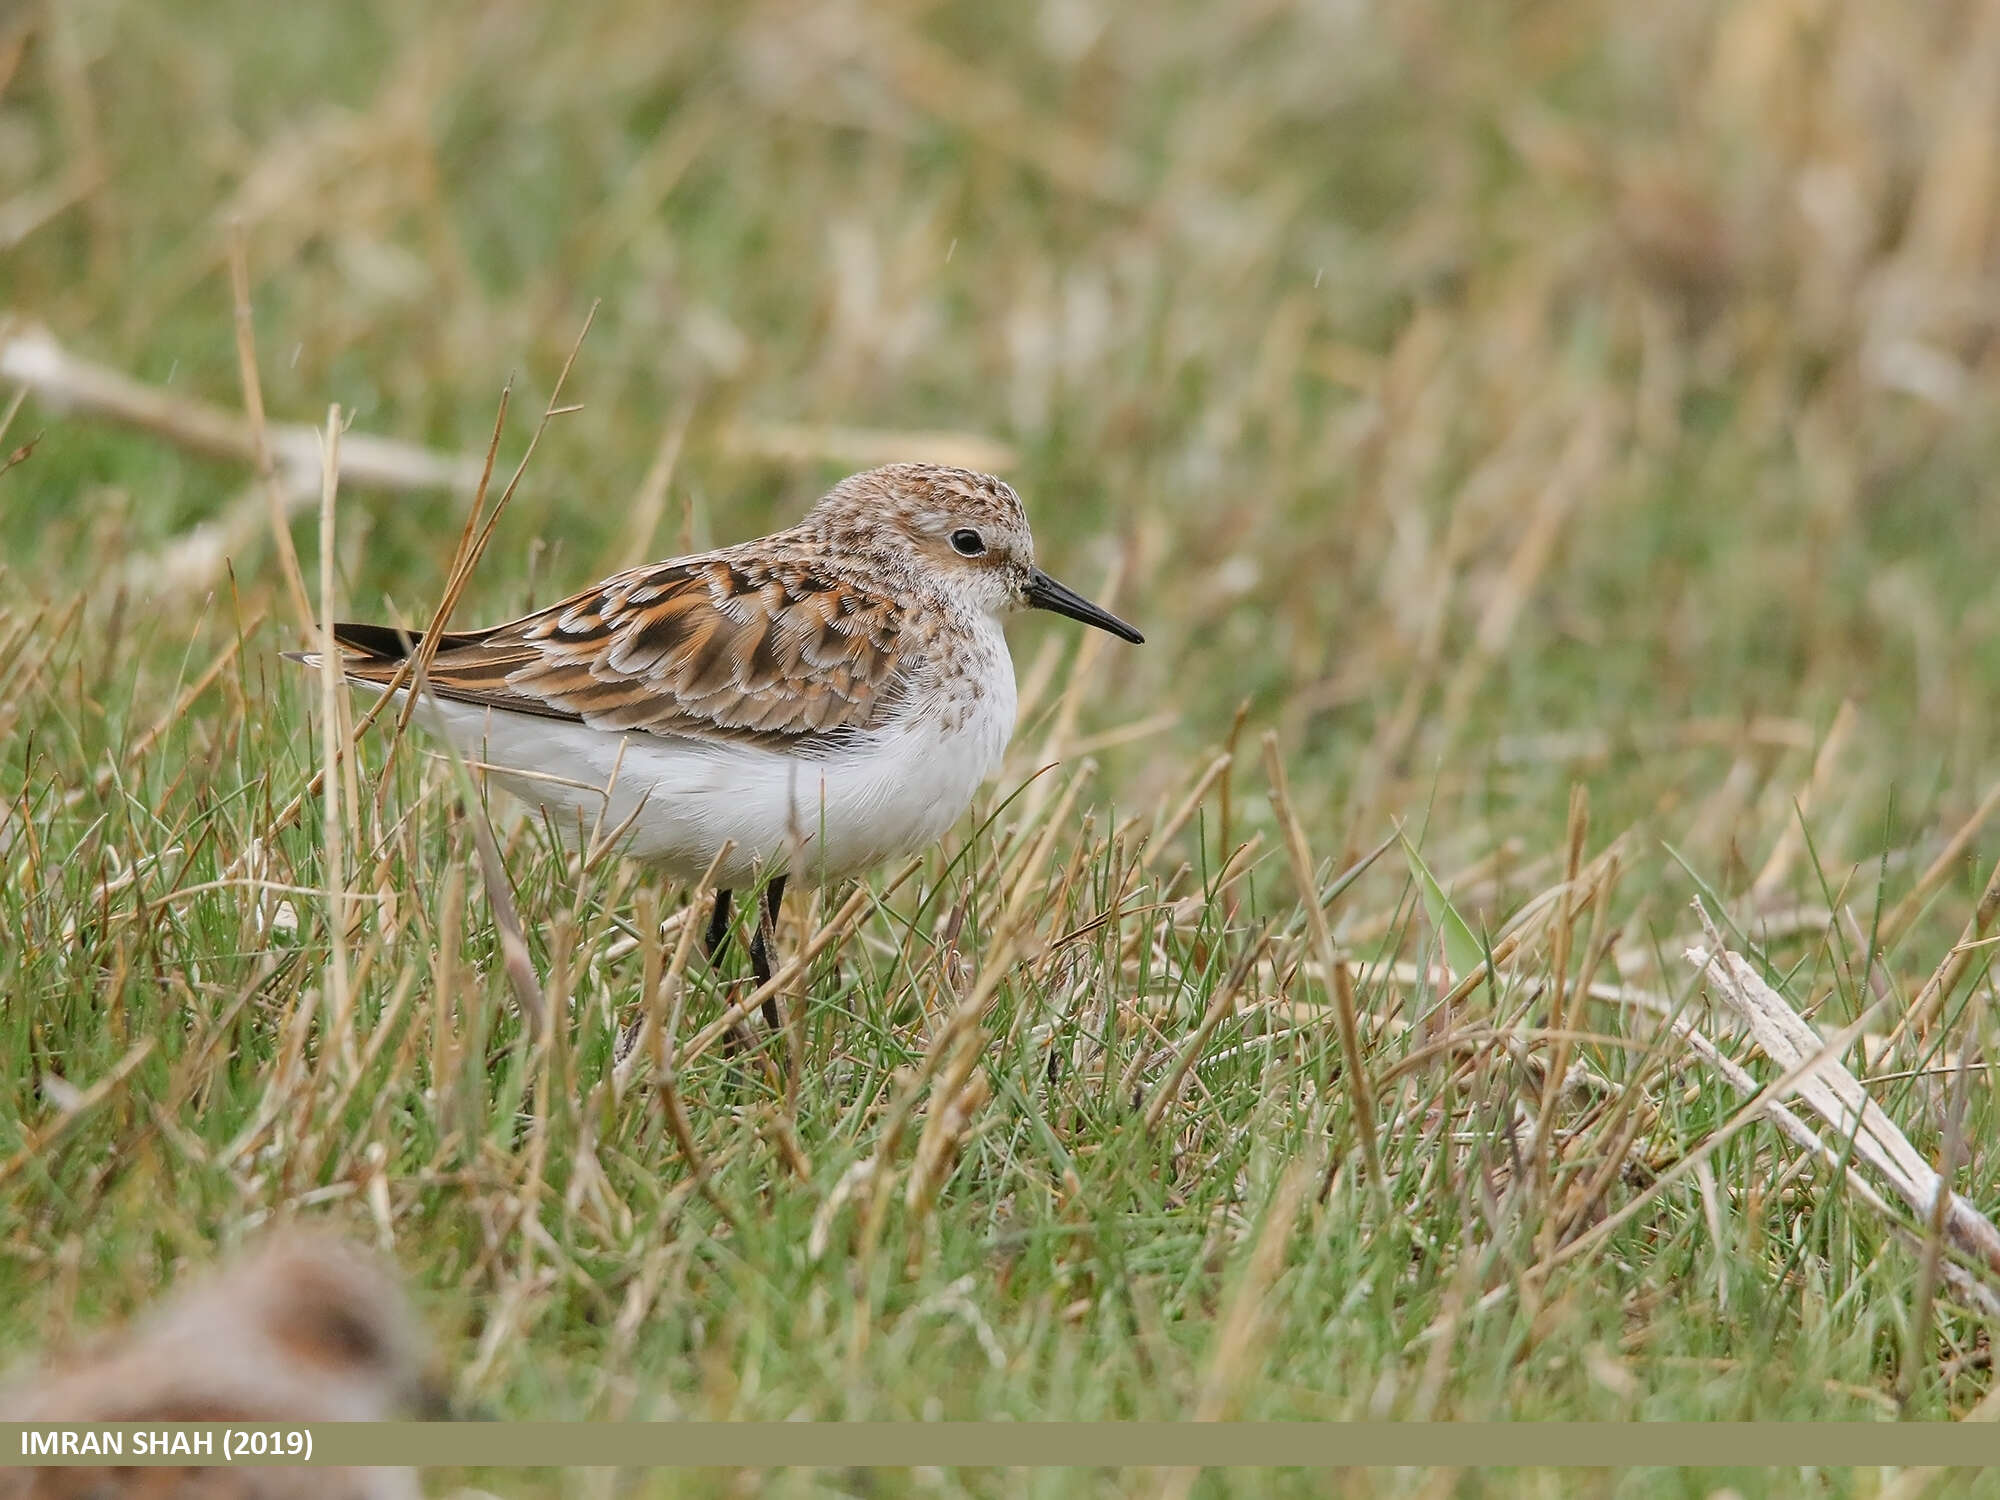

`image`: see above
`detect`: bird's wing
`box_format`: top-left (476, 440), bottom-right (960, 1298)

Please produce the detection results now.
top-left (326, 554), bottom-right (913, 753)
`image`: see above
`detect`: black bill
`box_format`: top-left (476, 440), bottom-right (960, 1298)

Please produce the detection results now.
top-left (1025, 568), bottom-right (1145, 644)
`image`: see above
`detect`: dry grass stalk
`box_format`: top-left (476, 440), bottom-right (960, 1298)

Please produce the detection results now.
top-left (429, 861), bottom-right (466, 1127)
top-left (904, 1025), bottom-right (991, 1218)
top-left (0, 381), bottom-right (31, 456)
top-left (1142, 928), bottom-right (1270, 1134)
top-left (395, 302), bottom-right (596, 744)
top-left (0, 326), bottom-right (481, 494)
top-left (0, 173), bottom-right (91, 254)
top-left (844, 1007), bottom-right (992, 1303)
top-left (1876, 1374), bottom-right (2000, 1500)
top-left (1653, 1002), bottom-right (2000, 1325)
top-left (0, 1040), bottom-right (154, 1191)
top-left (1433, 407), bottom-right (1612, 751)
top-left (399, 647), bottom-right (550, 1044)
top-left (1876, 778), bottom-right (2000, 955)
top-left (1890, 851), bottom-right (2000, 1049)
top-left (995, 762), bottom-right (1097, 917)
top-left (1262, 733), bottom-right (1382, 1192)
top-left (1749, 698), bottom-right (1857, 909)
top-left (1143, 751), bottom-right (1232, 867)
top-left (83, 614), bottom-right (266, 802)
top-left (616, 394), bottom-right (696, 570)
top-left (38, 0), bottom-right (107, 279)
top-left (657, 1060), bottom-right (733, 1229)
top-left (613, 840), bottom-right (732, 1091)
top-left (1686, 903), bottom-right (2000, 1294)
top-left (845, 802), bottom-right (1087, 1279)
top-left (336, 327), bottom-right (603, 1050)
top-left (1423, 834), bottom-right (1626, 1018)
top-left (1536, 967), bottom-right (1895, 1281)
top-left (759, 1108), bottom-right (813, 1183)
top-left (1011, 574), bottom-right (1124, 831)
top-left (1155, 1161), bottom-right (1309, 1500)
top-left (1533, 783), bottom-right (1592, 1193)
top-left (227, 224), bottom-right (314, 635)
top-left (314, 405), bottom-right (359, 1080)
top-left (1901, 986), bottom-right (1981, 1407)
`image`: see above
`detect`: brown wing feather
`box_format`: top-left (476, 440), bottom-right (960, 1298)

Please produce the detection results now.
top-left (330, 554), bottom-right (912, 753)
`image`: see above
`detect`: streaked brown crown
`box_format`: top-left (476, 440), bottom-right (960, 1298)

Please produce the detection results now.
top-left (806, 463), bottom-right (1032, 561)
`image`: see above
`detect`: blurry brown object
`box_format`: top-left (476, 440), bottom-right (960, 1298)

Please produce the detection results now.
top-left (1613, 153), bottom-right (1737, 306)
top-left (0, 1232), bottom-right (449, 1500)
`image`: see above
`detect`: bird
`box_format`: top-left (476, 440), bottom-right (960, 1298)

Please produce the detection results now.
top-left (0, 1230), bottom-right (451, 1500)
top-left (292, 462), bottom-right (1143, 1028)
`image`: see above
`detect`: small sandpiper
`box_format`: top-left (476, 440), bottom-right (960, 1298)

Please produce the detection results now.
top-left (295, 462), bottom-right (1143, 1022)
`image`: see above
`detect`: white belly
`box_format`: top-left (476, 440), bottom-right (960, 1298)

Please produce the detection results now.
top-left (365, 641), bottom-right (1016, 888)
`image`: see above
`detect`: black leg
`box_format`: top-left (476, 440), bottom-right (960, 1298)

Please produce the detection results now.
top-left (705, 886), bottom-right (761, 1056)
top-left (748, 875), bottom-right (787, 1030)
top-left (704, 888), bottom-right (734, 964)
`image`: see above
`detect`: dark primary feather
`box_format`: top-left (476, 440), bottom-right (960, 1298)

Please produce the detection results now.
top-left (325, 553), bottom-right (914, 754)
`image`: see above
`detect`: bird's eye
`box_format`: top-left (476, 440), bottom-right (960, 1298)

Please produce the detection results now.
top-left (950, 528), bottom-right (987, 557)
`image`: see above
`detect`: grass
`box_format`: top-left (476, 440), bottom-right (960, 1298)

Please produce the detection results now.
top-left (8, 0), bottom-right (2000, 1495)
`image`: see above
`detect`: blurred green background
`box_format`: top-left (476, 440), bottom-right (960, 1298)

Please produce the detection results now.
top-left (10, 0), bottom-right (2000, 873)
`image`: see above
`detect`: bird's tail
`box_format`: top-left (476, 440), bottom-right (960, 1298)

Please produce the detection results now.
top-left (280, 621), bottom-right (452, 677)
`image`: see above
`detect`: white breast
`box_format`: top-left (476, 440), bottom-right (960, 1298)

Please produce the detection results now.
top-left (381, 614), bottom-right (1018, 889)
